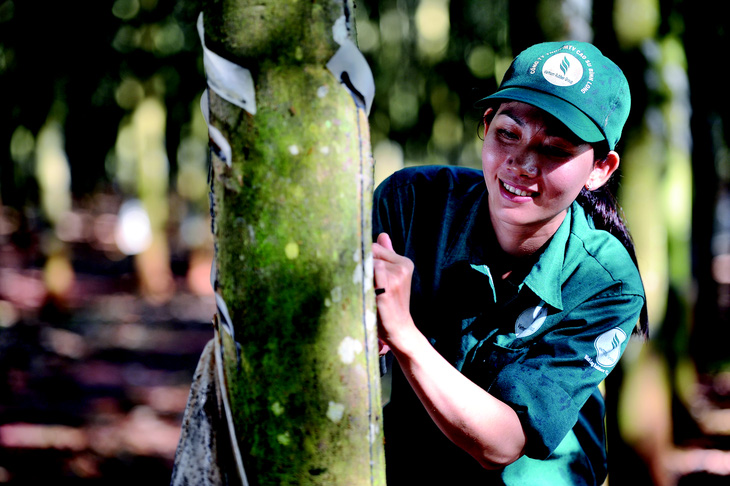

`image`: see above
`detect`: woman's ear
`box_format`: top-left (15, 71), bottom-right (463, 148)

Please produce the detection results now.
top-left (586, 150), bottom-right (620, 190)
top-left (482, 107), bottom-right (495, 138)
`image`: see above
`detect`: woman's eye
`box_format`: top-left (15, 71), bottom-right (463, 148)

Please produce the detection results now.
top-left (542, 145), bottom-right (572, 158)
top-left (497, 129), bottom-right (518, 141)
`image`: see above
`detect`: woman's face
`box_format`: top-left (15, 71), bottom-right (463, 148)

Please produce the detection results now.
top-left (481, 101), bottom-right (598, 237)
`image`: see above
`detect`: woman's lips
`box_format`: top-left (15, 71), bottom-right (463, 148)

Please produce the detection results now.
top-left (500, 179), bottom-right (537, 198)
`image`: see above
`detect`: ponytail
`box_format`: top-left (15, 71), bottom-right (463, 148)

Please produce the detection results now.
top-left (576, 176), bottom-right (650, 339)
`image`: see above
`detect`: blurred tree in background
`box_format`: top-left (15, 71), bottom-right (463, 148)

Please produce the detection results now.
top-left (1, 0), bottom-right (210, 306)
top-left (1, 0), bottom-right (730, 484)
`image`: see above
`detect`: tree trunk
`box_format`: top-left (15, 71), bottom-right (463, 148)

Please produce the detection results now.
top-left (200, 1), bottom-right (385, 484)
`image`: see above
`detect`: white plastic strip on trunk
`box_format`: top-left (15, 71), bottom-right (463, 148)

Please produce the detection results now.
top-left (200, 90), bottom-right (232, 167)
top-left (210, 255), bottom-right (217, 292)
top-left (214, 290), bottom-right (236, 340)
top-left (326, 15), bottom-right (375, 115)
top-left (197, 12), bottom-right (257, 115)
top-left (214, 325), bottom-right (250, 486)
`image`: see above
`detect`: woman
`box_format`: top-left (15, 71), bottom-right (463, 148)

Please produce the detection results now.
top-left (372, 41), bottom-right (648, 485)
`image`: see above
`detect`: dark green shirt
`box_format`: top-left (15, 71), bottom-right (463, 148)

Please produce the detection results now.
top-left (373, 166), bottom-right (645, 485)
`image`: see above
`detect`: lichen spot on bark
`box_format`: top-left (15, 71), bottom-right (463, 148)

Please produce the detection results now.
top-left (352, 262), bottom-right (362, 284)
top-left (338, 336), bottom-right (362, 364)
top-left (326, 401), bottom-right (346, 423)
top-left (277, 431), bottom-right (291, 446)
top-left (369, 423), bottom-right (380, 444)
top-left (271, 401), bottom-right (285, 416)
top-left (355, 252), bottom-right (373, 291)
top-left (365, 309), bottom-right (377, 332)
top-left (285, 241), bottom-right (300, 259)
top-left (330, 286), bottom-right (342, 303)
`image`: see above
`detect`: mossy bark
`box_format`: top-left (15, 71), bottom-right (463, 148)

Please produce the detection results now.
top-left (202, 1), bottom-right (385, 484)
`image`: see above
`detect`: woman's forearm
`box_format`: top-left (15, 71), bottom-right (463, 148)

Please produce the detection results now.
top-left (389, 324), bottom-right (526, 469)
top-left (373, 233), bottom-right (525, 468)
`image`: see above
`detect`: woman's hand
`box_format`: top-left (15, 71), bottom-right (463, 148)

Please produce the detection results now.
top-left (372, 233), bottom-right (417, 353)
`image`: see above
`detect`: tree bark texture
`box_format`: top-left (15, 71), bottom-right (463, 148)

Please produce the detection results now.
top-left (201, 1), bottom-right (385, 484)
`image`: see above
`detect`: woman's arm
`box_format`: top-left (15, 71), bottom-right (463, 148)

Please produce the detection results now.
top-left (373, 233), bottom-right (526, 469)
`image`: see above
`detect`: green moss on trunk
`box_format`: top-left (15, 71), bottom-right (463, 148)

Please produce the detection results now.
top-left (204, 1), bottom-right (384, 484)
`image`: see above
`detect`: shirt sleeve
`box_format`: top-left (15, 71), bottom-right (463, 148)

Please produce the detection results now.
top-left (372, 175), bottom-right (392, 240)
top-left (484, 291), bottom-right (644, 460)
top-left (371, 168), bottom-right (418, 254)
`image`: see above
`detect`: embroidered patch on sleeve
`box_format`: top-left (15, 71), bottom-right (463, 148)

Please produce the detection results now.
top-left (594, 328), bottom-right (627, 367)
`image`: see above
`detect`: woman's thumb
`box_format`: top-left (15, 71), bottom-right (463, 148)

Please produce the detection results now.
top-left (377, 232), bottom-right (394, 252)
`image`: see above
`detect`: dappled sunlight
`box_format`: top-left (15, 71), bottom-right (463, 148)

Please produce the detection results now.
top-left (36, 122), bottom-right (71, 226)
top-left (0, 1), bottom-right (214, 482)
top-left (713, 255), bottom-right (730, 285)
top-left (618, 348), bottom-right (673, 484)
top-left (0, 401), bottom-right (186, 461)
top-left (115, 199), bottom-right (153, 256)
top-left (614, 0), bottom-right (661, 48)
top-left (466, 44), bottom-right (496, 79)
top-left (373, 140), bottom-right (405, 187)
top-left (1, 0), bottom-right (729, 483)
top-left (415, 0), bottom-right (450, 60)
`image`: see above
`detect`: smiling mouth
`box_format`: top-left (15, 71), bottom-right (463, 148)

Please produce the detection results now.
top-left (501, 180), bottom-right (537, 197)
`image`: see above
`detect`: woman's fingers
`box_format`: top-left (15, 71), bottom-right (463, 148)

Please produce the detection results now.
top-left (377, 232), bottom-right (394, 252)
top-left (372, 242), bottom-right (397, 263)
top-left (371, 234), bottom-right (417, 349)
top-left (378, 338), bottom-right (391, 355)
top-left (372, 251), bottom-right (413, 289)
top-left (372, 234), bottom-right (413, 272)
top-left (372, 257), bottom-right (388, 290)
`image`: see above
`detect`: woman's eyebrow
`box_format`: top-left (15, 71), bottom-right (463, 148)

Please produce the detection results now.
top-left (496, 107), bottom-right (587, 145)
top-left (545, 126), bottom-right (585, 145)
top-left (495, 109), bottom-right (525, 127)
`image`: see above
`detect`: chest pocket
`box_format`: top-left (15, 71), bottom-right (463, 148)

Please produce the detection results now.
top-left (460, 299), bottom-right (552, 391)
top-left (463, 337), bottom-right (531, 391)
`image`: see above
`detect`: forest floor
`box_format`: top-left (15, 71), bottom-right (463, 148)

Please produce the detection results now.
top-left (0, 248), bottom-right (214, 485)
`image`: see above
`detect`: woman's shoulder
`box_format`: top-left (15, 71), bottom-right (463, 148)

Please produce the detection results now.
top-left (566, 205), bottom-right (645, 298)
top-left (378, 165), bottom-right (484, 194)
top-left (373, 165), bottom-right (488, 252)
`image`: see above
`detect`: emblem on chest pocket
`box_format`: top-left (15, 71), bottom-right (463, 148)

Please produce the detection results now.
top-left (515, 302), bottom-right (548, 338)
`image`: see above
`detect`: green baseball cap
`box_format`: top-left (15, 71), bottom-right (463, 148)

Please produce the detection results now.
top-left (478, 41), bottom-right (631, 150)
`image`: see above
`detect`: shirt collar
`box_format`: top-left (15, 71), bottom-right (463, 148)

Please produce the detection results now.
top-left (521, 203), bottom-right (578, 311)
top-left (443, 190), bottom-right (582, 312)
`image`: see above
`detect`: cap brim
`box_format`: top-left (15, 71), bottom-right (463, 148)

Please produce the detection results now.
top-left (478, 87), bottom-right (605, 145)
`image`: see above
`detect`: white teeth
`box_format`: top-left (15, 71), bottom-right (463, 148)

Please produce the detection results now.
top-left (502, 181), bottom-right (533, 197)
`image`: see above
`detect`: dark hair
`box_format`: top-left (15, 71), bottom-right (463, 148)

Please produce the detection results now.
top-left (575, 172), bottom-right (649, 338)
top-left (479, 104), bottom-right (649, 338)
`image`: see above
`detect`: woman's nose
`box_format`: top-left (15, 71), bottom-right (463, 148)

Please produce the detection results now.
top-left (510, 152), bottom-right (539, 176)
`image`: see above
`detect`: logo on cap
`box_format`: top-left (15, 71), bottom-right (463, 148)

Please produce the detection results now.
top-left (542, 53), bottom-right (583, 87)
top-left (594, 328), bottom-right (627, 367)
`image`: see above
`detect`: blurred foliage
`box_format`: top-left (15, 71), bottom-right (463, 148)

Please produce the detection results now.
top-left (1, 1), bottom-right (730, 482)
top-left (1, 0), bottom-right (205, 206)
top-left (1, 0), bottom-right (728, 363)
top-left (0, 0), bottom-right (655, 213)
top-left (1, 1), bottom-right (728, 354)
top-left (358, 0), bottom-right (514, 183)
